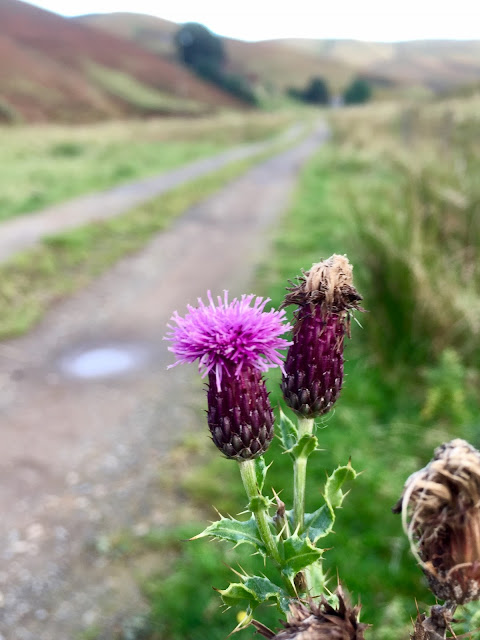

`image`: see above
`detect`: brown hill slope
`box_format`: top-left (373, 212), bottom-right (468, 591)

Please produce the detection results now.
top-left (78, 12), bottom-right (179, 58)
top-left (77, 13), bottom-right (355, 94)
top-left (0, 0), bottom-right (243, 122)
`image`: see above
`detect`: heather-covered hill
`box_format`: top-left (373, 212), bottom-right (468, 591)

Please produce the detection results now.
top-left (0, 0), bottom-right (243, 122)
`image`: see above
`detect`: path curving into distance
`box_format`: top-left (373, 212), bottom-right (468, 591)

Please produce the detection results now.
top-left (0, 124), bottom-right (329, 639)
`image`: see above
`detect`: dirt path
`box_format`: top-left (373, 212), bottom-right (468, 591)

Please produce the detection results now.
top-left (0, 125), bottom-right (328, 640)
top-left (0, 124), bottom-right (303, 263)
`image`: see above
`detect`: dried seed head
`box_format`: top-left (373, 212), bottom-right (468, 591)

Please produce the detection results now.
top-left (281, 256), bottom-right (362, 418)
top-left (410, 604), bottom-right (455, 640)
top-left (394, 439), bottom-right (480, 604)
top-left (283, 255), bottom-right (362, 314)
top-left (253, 587), bottom-right (369, 640)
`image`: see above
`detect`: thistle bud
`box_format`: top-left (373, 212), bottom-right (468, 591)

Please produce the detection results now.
top-left (393, 439), bottom-right (480, 604)
top-left (281, 255), bottom-right (362, 418)
top-left (165, 291), bottom-right (292, 460)
top-left (253, 587), bottom-right (369, 640)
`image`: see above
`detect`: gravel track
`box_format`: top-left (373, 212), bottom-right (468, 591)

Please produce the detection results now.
top-left (0, 125), bottom-right (328, 640)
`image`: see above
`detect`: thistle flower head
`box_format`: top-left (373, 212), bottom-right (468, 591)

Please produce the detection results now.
top-left (281, 255), bottom-right (362, 418)
top-left (393, 439), bottom-right (480, 604)
top-left (166, 291), bottom-right (292, 390)
top-left (165, 291), bottom-right (292, 460)
top-left (253, 587), bottom-right (369, 640)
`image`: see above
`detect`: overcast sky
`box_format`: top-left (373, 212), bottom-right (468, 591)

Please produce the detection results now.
top-left (30, 0), bottom-right (480, 42)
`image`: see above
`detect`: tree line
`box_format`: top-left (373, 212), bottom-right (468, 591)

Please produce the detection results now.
top-left (288, 76), bottom-right (372, 105)
top-left (175, 22), bottom-right (372, 106)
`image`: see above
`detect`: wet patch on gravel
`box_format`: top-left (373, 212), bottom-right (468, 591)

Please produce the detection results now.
top-left (58, 342), bottom-right (151, 380)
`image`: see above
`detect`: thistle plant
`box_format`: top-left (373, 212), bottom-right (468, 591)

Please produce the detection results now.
top-left (165, 255), bottom-right (480, 639)
top-left (165, 256), bottom-right (365, 637)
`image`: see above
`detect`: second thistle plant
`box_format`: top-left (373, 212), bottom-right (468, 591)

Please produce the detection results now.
top-left (280, 255), bottom-right (362, 544)
top-left (165, 256), bottom-right (363, 633)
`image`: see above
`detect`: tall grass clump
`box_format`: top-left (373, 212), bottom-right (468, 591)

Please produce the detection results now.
top-left (330, 98), bottom-right (480, 372)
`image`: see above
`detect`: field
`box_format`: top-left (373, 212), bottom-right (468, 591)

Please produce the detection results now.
top-left (0, 110), bottom-right (296, 220)
top-left (93, 95), bottom-right (480, 640)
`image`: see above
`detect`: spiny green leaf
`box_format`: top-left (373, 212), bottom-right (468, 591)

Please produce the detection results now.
top-left (291, 433), bottom-right (318, 460)
top-left (217, 576), bottom-right (291, 613)
top-left (277, 409), bottom-right (297, 454)
top-left (324, 461), bottom-right (357, 510)
top-left (191, 516), bottom-right (266, 555)
top-left (302, 463), bottom-right (357, 543)
top-left (254, 456), bottom-right (269, 492)
top-left (303, 504), bottom-right (335, 543)
top-left (280, 534), bottom-right (323, 579)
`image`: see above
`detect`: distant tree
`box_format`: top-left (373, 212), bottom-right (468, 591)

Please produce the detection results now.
top-left (175, 23), bottom-right (225, 70)
top-left (287, 77), bottom-right (330, 105)
top-left (174, 23), bottom-right (258, 105)
top-left (303, 77), bottom-right (330, 105)
top-left (343, 78), bottom-right (372, 104)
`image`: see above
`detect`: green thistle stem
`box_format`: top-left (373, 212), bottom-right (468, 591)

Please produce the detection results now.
top-left (293, 417), bottom-right (322, 596)
top-left (293, 417), bottom-right (315, 532)
top-left (239, 459), bottom-right (282, 566)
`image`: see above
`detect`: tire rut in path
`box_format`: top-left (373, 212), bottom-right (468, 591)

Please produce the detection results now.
top-left (0, 125), bottom-right (328, 640)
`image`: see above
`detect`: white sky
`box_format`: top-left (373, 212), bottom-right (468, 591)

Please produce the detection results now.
top-left (30, 0), bottom-right (480, 42)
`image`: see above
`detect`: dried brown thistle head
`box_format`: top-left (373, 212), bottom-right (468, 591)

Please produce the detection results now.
top-left (393, 439), bottom-right (480, 604)
top-left (252, 587), bottom-right (369, 640)
top-left (282, 255), bottom-right (363, 317)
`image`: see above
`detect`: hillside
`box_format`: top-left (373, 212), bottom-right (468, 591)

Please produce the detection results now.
top-left (77, 12), bottom-right (179, 58)
top-left (0, 0), bottom-right (243, 123)
top-left (79, 12), bottom-right (480, 95)
top-left (77, 13), bottom-right (355, 95)
top-left (282, 38), bottom-right (480, 91)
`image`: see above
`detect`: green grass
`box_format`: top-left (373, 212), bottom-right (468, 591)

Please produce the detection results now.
top-left (119, 100), bottom-right (480, 640)
top-left (86, 63), bottom-right (205, 115)
top-left (0, 110), bottom-right (297, 221)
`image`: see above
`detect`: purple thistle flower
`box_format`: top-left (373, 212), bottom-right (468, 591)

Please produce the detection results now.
top-left (165, 291), bottom-right (292, 460)
top-left (281, 255), bottom-right (362, 418)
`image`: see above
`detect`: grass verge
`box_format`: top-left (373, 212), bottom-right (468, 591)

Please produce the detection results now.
top-left (0, 110), bottom-right (299, 221)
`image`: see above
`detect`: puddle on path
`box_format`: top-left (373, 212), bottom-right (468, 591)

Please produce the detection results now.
top-left (59, 344), bottom-right (148, 380)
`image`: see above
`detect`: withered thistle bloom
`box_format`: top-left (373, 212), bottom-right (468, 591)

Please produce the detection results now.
top-left (393, 439), bottom-right (480, 604)
top-left (253, 587), bottom-right (369, 640)
top-left (281, 255), bottom-right (362, 418)
top-left (165, 291), bottom-right (292, 460)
